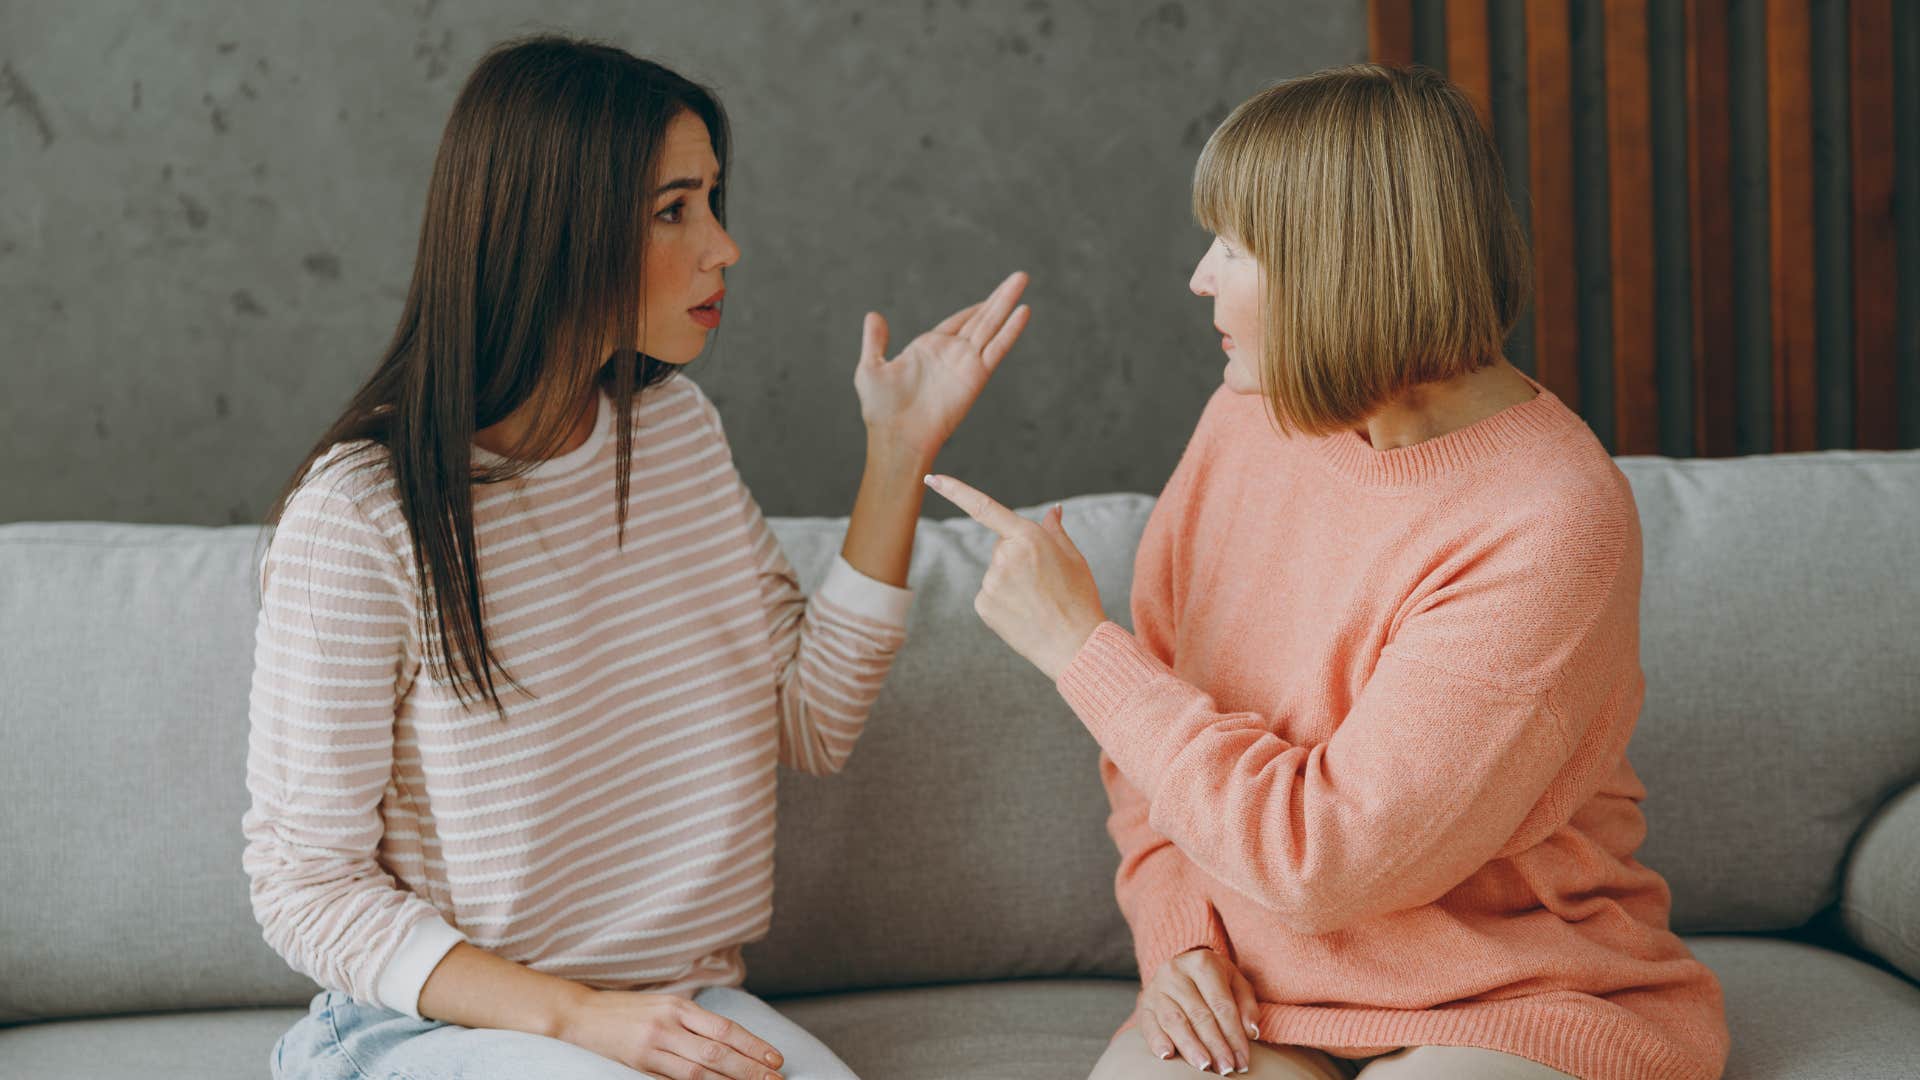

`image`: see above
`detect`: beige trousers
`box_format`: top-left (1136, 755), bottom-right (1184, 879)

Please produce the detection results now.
top-left (1088, 1027), bottom-right (1579, 1080)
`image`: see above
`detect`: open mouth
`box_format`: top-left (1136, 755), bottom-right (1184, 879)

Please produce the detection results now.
top-left (689, 289), bottom-right (725, 329)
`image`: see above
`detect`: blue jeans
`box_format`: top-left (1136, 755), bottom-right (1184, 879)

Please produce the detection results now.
top-left (272, 986), bottom-right (860, 1080)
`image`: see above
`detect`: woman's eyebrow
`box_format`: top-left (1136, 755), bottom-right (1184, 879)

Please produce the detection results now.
top-left (650, 174), bottom-right (721, 197)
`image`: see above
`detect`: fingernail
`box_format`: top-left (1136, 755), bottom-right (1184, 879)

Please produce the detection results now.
top-left (922, 474), bottom-right (937, 487)
top-left (1247, 1021), bottom-right (1259, 1038)
top-left (766, 1051), bottom-right (782, 1065)
top-left (1158, 1048), bottom-right (1173, 1061)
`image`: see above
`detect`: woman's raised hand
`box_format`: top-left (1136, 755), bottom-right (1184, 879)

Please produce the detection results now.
top-left (854, 271), bottom-right (1031, 462)
top-left (556, 989), bottom-right (786, 1080)
top-left (1136, 947), bottom-right (1262, 1075)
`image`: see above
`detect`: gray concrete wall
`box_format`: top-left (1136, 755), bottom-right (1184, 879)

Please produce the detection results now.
top-left (1, 0), bottom-right (1364, 525)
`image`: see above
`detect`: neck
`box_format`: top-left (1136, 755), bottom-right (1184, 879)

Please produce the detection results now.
top-left (473, 391), bottom-right (599, 460)
top-left (1357, 358), bottom-right (1539, 450)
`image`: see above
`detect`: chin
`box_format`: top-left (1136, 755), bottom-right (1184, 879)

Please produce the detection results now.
top-left (645, 344), bottom-right (702, 366)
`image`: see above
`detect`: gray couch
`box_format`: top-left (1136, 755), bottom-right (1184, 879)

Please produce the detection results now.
top-left (4, 450), bottom-right (1918, 1080)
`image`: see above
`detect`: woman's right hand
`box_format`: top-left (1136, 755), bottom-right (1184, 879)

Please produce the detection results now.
top-left (1135, 946), bottom-right (1261, 1075)
top-left (556, 989), bottom-right (786, 1080)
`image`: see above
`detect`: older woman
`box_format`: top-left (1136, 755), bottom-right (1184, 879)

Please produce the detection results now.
top-left (927, 64), bottom-right (1729, 1080)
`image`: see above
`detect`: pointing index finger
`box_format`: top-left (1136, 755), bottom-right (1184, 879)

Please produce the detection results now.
top-left (923, 474), bottom-right (1029, 539)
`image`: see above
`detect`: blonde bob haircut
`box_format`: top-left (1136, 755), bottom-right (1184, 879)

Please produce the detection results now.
top-left (1193, 63), bottom-right (1532, 437)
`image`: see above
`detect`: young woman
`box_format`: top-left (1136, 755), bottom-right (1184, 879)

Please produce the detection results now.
top-left (927, 65), bottom-right (1730, 1080)
top-left (244, 36), bottom-right (1029, 1080)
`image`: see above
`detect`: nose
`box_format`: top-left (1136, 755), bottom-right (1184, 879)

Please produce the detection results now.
top-left (706, 220), bottom-right (741, 272)
top-left (1189, 258), bottom-right (1213, 297)
top-left (1189, 241), bottom-right (1217, 297)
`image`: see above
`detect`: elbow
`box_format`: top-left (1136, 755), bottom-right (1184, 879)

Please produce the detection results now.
top-left (1238, 872), bottom-right (1372, 937)
top-left (1274, 899), bottom-right (1363, 937)
top-left (794, 745), bottom-right (853, 777)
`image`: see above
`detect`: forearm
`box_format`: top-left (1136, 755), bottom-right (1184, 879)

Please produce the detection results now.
top-left (415, 942), bottom-right (589, 1038)
top-left (839, 430), bottom-right (936, 588)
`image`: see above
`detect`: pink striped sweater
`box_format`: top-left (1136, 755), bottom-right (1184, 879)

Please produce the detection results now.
top-left (241, 377), bottom-right (912, 1019)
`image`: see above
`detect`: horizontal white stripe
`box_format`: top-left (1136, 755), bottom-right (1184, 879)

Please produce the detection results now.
top-left (430, 730), bottom-right (768, 826)
top-left (417, 611), bottom-right (765, 730)
top-left (481, 485), bottom-right (735, 599)
top-left (259, 616), bottom-right (406, 645)
top-left (475, 426), bottom-right (718, 544)
top-left (475, 436), bottom-right (720, 538)
top-left (258, 639), bottom-right (405, 669)
top-left (253, 682), bottom-right (398, 713)
top-left (493, 852), bottom-right (772, 951)
top-left (435, 756), bottom-right (771, 845)
top-left (452, 797), bottom-right (775, 908)
top-left (253, 657), bottom-right (402, 690)
top-left (396, 655), bottom-right (769, 773)
top-left (478, 549), bottom-right (754, 658)
top-left (540, 907), bottom-right (768, 967)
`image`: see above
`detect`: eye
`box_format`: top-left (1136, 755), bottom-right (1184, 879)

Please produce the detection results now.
top-left (656, 200), bottom-right (684, 224)
top-left (1219, 237), bottom-right (1238, 258)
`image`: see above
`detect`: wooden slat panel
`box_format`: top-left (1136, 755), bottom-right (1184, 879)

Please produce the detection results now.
top-left (1371, 0), bottom-right (1416, 67)
top-left (1525, 1), bottom-right (1582, 411)
top-left (1850, 0), bottom-right (1899, 449)
top-left (1446, 0), bottom-right (1495, 131)
top-left (1767, 0), bottom-right (1819, 452)
top-left (1605, 0), bottom-right (1660, 453)
top-left (1687, 0), bottom-right (1738, 457)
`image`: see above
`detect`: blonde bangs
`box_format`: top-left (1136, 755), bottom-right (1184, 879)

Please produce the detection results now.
top-left (1190, 97), bottom-right (1269, 253)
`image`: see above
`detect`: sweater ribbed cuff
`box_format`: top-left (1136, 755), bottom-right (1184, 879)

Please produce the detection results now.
top-left (373, 914), bottom-right (465, 1020)
top-left (1055, 621), bottom-right (1171, 727)
top-left (1135, 898), bottom-right (1234, 981)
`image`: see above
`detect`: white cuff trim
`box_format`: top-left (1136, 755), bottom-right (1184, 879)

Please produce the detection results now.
top-left (374, 915), bottom-right (465, 1020)
top-left (819, 554), bottom-right (914, 627)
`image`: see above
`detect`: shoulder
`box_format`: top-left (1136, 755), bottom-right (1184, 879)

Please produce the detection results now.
top-left (1490, 422), bottom-right (1641, 564)
top-left (1388, 425), bottom-right (1642, 692)
top-left (272, 441), bottom-right (411, 577)
top-left (289, 442), bottom-right (404, 526)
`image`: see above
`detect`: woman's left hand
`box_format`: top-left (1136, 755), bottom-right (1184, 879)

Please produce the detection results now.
top-left (922, 474), bottom-right (1106, 681)
top-left (854, 271), bottom-right (1031, 463)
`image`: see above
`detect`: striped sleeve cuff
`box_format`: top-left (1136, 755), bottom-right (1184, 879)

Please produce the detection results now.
top-left (817, 554), bottom-right (914, 628)
top-left (373, 914), bottom-right (466, 1020)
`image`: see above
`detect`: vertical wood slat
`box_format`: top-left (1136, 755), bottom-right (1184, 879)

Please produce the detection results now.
top-left (1850, 0), bottom-right (1900, 449)
top-left (1767, 0), bottom-right (1820, 452)
top-left (1526, 1), bottom-right (1582, 412)
top-left (1604, 0), bottom-right (1661, 453)
top-left (1445, 0), bottom-right (1495, 132)
top-left (1371, 0), bottom-right (1416, 67)
top-left (1687, 0), bottom-right (1739, 457)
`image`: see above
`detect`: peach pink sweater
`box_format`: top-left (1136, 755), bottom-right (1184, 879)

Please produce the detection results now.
top-left (1057, 376), bottom-right (1729, 1080)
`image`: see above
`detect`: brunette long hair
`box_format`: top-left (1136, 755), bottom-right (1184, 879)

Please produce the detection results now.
top-left (259, 35), bottom-right (731, 721)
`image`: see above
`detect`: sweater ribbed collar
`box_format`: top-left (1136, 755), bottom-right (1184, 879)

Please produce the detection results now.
top-left (1306, 370), bottom-right (1575, 487)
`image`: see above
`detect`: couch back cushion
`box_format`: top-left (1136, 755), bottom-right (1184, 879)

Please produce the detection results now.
top-left (1616, 452), bottom-right (1920, 931)
top-left (3, 452), bottom-right (1916, 1019)
top-left (0, 524), bottom-right (322, 1022)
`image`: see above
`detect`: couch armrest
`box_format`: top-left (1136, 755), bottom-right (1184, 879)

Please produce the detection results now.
top-left (1842, 781), bottom-right (1920, 983)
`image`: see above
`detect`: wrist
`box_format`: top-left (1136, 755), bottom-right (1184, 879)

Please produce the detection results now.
top-left (546, 981), bottom-right (596, 1042)
top-left (1046, 615), bottom-right (1105, 682)
top-left (863, 426), bottom-right (938, 474)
